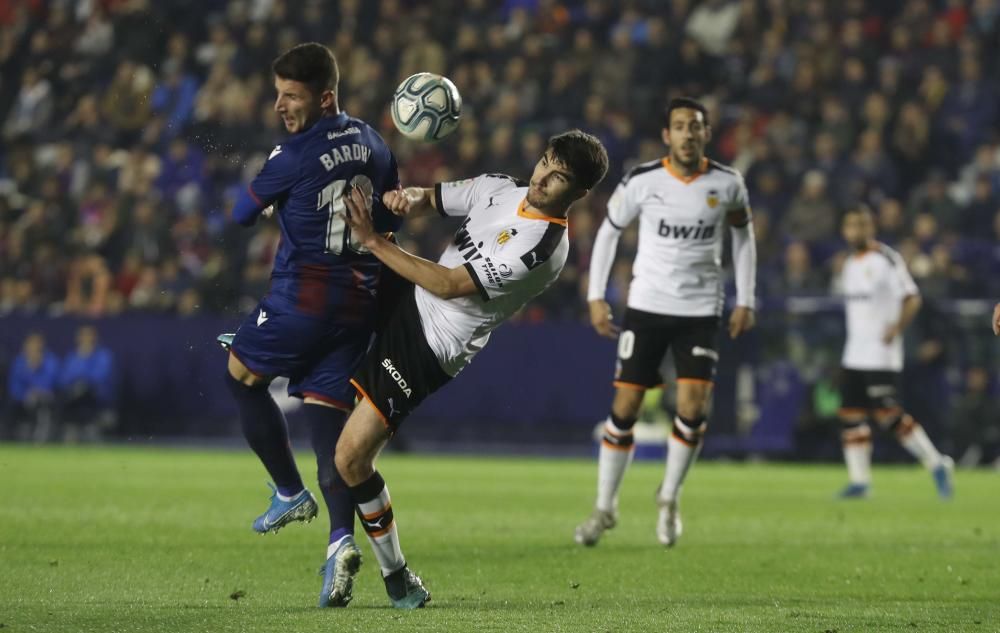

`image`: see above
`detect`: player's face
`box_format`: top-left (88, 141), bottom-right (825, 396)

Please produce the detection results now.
top-left (662, 108), bottom-right (710, 168)
top-left (842, 211), bottom-right (876, 250)
top-left (527, 150), bottom-right (581, 211)
top-left (273, 77), bottom-right (323, 134)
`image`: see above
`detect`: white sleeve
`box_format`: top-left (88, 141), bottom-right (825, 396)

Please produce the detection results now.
top-left (727, 171), bottom-right (756, 309)
top-left (730, 221), bottom-right (757, 309)
top-left (587, 217), bottom-right (622, 302)
top-left (463, 226), bottom-right (564, 301)
top-left (888, 249), bottom-right (919, 298)
top-left (728, 171), bottom-right (750, 211)
top-left (605, 179), bottom-right (641, 229)
top-left (434, 173), bottom-right (518, 217)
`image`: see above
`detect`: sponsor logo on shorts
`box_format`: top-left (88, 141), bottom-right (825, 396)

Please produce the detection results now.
top-left (387, 397), bottom-right (399, 418)
top-left (498, 263), bottom-right (513, 278)
top-left (866, 385), bottom-right (896, 399)
top-left (382, 358), bottom-right (413, 398)
top-left (257, 310), bottom-right (269, 326)
top-left (691, 346), bottom-right (719, 361)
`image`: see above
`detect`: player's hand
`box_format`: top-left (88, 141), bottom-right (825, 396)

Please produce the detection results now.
top-left (728, 306), bottom-right (755, 339)
top-left (882, 323), bottom-right (902, 344)
top-left (588, 300), bottom-right (620, 339)
top-left (342, 185), bottom-right (376, 245)
top-left (383, 187), bottom-right (424, 216)
top-left (993, 303), bottom-right (1000, 336)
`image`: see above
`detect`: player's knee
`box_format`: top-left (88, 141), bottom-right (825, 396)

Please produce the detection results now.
top-left (611, 389), bottom-right (644, 420)
top-left (224, 370), bottom-right (265, 396)
top-left (227, 353), bottom-right (267, 387)
top-left (334, 446), bottom-right (370, 484)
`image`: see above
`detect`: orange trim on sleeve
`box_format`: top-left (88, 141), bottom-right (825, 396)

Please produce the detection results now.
top-left (516, 199), bottom-right (569, 226)
top-left (349, 378), bottom-right (392, 431)
top-left (662, 157), bottom-right (709, 184)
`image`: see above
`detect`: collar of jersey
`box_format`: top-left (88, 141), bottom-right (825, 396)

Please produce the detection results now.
top-left (662, 156), bottom-right (709, 184)
top-left (516, 199), bottom-right (568, 226)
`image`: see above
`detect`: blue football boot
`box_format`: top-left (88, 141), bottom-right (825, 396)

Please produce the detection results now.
top-left (318, 536), bottom-right (363, 608)
top-left (252, 483), bottom-right (318, 534)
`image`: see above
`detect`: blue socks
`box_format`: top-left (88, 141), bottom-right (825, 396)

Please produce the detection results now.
top-left (303, 403), bottom-right (355, 546)
top-left (224, 372), bottom-right (304, 497)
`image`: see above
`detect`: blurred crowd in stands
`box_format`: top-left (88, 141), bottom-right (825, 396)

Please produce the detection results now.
top-left (0, 0), bottom-right (998, 458)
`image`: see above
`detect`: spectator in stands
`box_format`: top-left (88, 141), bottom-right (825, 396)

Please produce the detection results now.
top-left (953, 366), bottom-right (1000, 467)
top-left (6, 332), bottom-right (59, 442)
top-left (58, 325), bottom-right (117, 442)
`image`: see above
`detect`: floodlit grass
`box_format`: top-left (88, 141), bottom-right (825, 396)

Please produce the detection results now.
top-left (0, 445), bottom-right (997, 632)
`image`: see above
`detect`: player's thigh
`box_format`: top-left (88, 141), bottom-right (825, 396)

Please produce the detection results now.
top-left (351, 286), bottom-right (452, 433)
top-left (670, 316), bottom-right (720, 417)
top-left (290, 326), bottom-right (371, 411)
top-left (336, 398), bottom-right (392, 483)
top-left (838, 368), bottom-right (872, 421)
top-left (227, 351), bottom-right (270, 387)
top-left (230, 300), bottom-right (340, 381)
top-left (866, 371), bottom-right (904, 424)
top-left (614, 308), bottom-right (673, 391)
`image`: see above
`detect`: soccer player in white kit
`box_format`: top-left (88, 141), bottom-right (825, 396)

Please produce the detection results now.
top-left (836, 205), bottom-right (954, 499)
top-left (330, 130), bottom-right (608, 608)
top-left (575, 98), bottom-right (757, 547)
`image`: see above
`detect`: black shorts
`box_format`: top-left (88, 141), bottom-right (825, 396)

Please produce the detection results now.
top-left (614, 309), bottom-right (720, 389)
top-left (839, 368), bottom-right (903, 413)
top-left (351, 284), bottom-right (451, 432)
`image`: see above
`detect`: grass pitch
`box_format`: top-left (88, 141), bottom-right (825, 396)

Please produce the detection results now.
top-left (0, 445), bottom-right (997, 632)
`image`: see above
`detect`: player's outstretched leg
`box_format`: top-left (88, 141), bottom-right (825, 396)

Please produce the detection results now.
top-left (655, 414), bottom-right (706, 547)
top-left (880, 410), bottom-right (953, 499)
top-left (306, 402), bottom-right (362, 607)
top-left (838, 416), bottom-right (873, 499)
top-left (337, 399), bottom-right (430, 609)
top-left (575, 413), bottom-right (636, 546)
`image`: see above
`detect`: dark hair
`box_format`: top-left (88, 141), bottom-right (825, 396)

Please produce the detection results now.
top-left (664, 97), bottom-right (709, 127)
top-left (546, 129), bottom-right (609, 191)
top-left (271, 42), bottom-right (339, 95)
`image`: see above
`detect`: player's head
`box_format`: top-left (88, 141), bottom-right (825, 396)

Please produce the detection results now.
top-left (662, 97), bottom-right (710, 169)
top-left (527, 129), bottom-right (608, 212)
top-left (841, 204), bottom-right (876, 251)
top-left (271, 42), bottom-right (340, 134)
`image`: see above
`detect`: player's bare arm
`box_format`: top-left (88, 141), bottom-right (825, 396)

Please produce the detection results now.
top-left (726, 206), bottom-right (756, 339)
top-left (382, 187), bottom-right (436, 218)
top-left (344, 186), bottom-right (477, 299)
top-left (993, 302), bottom-right (1000, 336)
top-left (588, 299), bottom-right (621, 339)
top-left (884, 294), bottom-right (922, 344)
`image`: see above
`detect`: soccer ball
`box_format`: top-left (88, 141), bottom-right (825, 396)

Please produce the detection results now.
top-left (390, 72), bottom-right (462, 142)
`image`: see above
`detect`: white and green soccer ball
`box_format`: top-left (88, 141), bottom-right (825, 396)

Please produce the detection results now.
top-left (390, 72), bottom-right (462, 142)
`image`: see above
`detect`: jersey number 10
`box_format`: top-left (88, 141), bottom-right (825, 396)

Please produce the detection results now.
top-left (317, 175), bottom-right (374, 255)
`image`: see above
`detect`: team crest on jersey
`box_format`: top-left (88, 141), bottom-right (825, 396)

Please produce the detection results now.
top-left (496, 228), bottom-right (518, 246)
top-left (706, 189), bottom-right (719, 208)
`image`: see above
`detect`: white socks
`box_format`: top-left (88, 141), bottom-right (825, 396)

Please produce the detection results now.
top-left (658, 416), bottom-right (706, 503)
top-left (595, 417), bottom-right (635, 513)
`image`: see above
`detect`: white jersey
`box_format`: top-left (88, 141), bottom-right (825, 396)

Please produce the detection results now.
top-left (415, 174), bottom-right (569, 376)
top-left (606, 157), bottom-right (749, 316)
top-left (840, 242), bottom-right (919, 371)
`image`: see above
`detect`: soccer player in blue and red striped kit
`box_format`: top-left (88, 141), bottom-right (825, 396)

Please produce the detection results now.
top-left (224, 42), bottom-right (401, 608)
